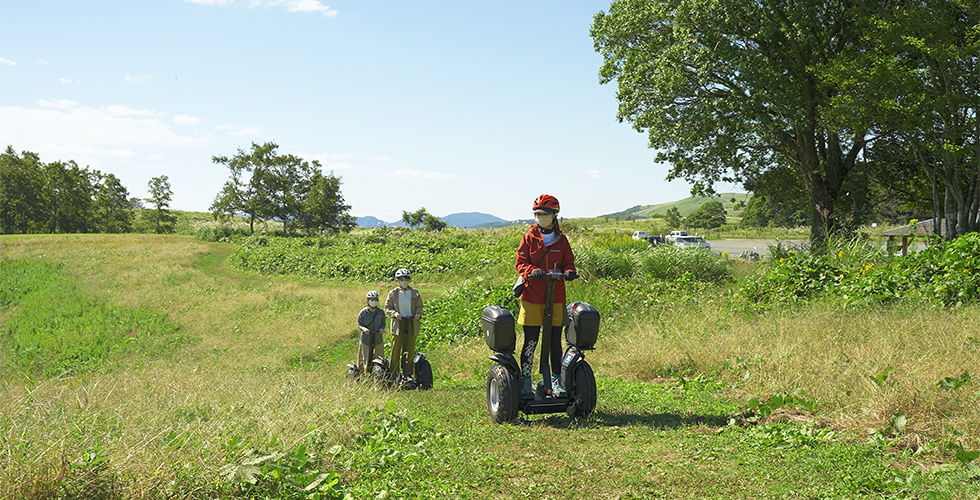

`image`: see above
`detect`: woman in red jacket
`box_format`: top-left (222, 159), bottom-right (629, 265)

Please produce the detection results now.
top-left (515, 194), bottom-right (577, 398)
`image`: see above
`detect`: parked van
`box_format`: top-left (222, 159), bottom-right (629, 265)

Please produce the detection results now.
top-left (665, 230), bottom-right (689, 242)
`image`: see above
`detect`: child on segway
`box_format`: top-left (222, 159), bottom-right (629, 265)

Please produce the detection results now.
top-left (384, 268), bottom-right (424, 388)
top-left (515, 194), bottom-right (577, 398)
top-left (352, 290), bottom-right (386, 378)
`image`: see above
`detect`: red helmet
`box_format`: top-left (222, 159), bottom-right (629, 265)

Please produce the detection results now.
top-left (532, 194), bottom-right (560, 213)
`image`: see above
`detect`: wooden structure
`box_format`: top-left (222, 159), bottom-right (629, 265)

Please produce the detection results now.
top-left (881, 219), bottom-right (946, 256)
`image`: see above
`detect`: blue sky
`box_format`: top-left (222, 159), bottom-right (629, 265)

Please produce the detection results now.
top-left (0, 0), bottom-right (720, 222)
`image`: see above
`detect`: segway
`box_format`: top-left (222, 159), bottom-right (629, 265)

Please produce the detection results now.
top-left (366, 317), bottom-right (434, 390)
top-left (346, 327), bottom-right (384, 381)
top-left (346, 318), bottom-right (432, 390)
top-left (483, 271), bottom-right (599, 423)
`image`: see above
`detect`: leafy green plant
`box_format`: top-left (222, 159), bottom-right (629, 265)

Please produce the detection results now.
top-left (742, 422), bottom-right (837, 449)
top-left (734, 390), bottom-right (818, 424)
top-left (220, 442), bottom-right (343, 499)
top-left (870, 366), bottom-right (892, 387)
top-left (230, 228), bottom-right (518, 282)
top-left (938, 371), bottom-right (972, 391)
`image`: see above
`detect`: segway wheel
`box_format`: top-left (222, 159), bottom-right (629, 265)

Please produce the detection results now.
top-left (487, 364), bottom-right (520, 423)
top-left (345, 363), bottom-right (360, 382)
top-left (567, 362), bottom-right (597, 419)
top-left (415, 358), bottom-right (434, 390)
top-left (370, 358), bottom-right (390, 388)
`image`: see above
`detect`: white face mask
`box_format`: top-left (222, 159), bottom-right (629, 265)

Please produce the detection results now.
top-left (368, 300), bottom-right (378, 307)
top-left (398, 280), bottom-right (410, 289)
top-left (535, 214), bottom-right (553, 228)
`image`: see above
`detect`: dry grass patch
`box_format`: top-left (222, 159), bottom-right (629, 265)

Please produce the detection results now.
top-left (597, 301), bottom-right (980, 448)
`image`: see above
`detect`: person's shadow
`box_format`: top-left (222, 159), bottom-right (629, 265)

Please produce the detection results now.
top-left (516, 409), bottom-right (731, 429)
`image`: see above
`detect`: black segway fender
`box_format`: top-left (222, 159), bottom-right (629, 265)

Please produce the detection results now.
top-left (489, 352), bottom-right (520, 373)
top-left (413, 353), bottom-right (434, 390)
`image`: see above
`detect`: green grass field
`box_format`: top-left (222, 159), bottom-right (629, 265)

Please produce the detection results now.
top-left (1, 233), bottom-right (978, 499)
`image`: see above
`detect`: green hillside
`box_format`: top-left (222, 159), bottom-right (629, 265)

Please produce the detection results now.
top-left (602, 193), bottom-right (751, 219)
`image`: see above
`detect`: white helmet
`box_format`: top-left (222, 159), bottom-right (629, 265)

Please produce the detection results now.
top-left (394, 268), bottom-right (411, 279)
top-left (366, 290), bottom-right (380, 299)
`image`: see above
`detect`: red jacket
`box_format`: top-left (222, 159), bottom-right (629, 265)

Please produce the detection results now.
top-left (515, 225), bottom-right (576, 304)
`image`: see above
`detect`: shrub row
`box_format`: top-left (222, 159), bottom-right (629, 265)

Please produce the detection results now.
top-left (227, 228), bottom-right (519, 282)
top-left (742, 233), bottom-right (980, 307)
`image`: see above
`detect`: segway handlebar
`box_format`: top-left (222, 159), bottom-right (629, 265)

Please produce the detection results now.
top-left (530, 270), bottom-right (577, 281)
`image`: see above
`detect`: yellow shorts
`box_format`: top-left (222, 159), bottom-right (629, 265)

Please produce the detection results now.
top-left (518, 301), bottom-right (565, 327)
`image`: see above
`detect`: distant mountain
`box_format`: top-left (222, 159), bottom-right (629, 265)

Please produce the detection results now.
top-left (441, 212), bottom-right (507, 228)
top-left (600, 193), bottom-right (750, 219)
top-left (355, 212), bottom-right (508, 229)
top-left (355, 216), bottom-right (388, 228)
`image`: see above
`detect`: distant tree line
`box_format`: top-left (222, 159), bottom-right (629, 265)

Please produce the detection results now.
top-left (2, 141), bottom-right (357, 237)
top-left (401, 207), bottom-right (447, 231)
top-left (0, 146), bottom-right (178, 235)
top-left (209, 142), bottom-right (355, 234)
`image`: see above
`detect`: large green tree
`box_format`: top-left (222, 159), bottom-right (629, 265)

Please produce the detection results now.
top-left (401, 207), bottom-right (446, 231)
top-left (44, 160), bottom-right (93, 234)
top-left (592, 0), bottom-right (878, 250)
top-left (146, 175), bottom-right (175, 234)
top-left (300, 170), bottom-right (356, 234)
top-left (0, 147), bottom-right (45, 234)
top-left (686, 200), bottom-right (727, 229)
top-left (865, 0), bottom-right (979, 238)
top-left (93, 172), bottom-right (132, 233)
top-left (211, 142), bottom-right (354, 234)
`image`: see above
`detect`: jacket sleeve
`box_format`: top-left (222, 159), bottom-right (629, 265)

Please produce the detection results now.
top-left (356, 308), bottom-right (369, 332)
top-left (384, 289), bottom-right (398, 317)
top-left (515, 232), bottom-right (539, 279)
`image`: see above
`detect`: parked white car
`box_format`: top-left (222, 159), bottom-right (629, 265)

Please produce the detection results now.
top-left (674, 236), bottom-right (711, 249)
top-left (665, 230), bottom-right (689, 243)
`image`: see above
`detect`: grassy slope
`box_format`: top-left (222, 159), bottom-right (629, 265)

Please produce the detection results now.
top-left (1, 235), bottom-right (978, 498)
top-left (600, 193), bottom-right (752, 219)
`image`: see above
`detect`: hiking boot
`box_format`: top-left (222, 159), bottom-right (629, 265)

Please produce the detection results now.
top-left (552, 374), bottom-right (566, 396)
top-left (521, 375), bottom-right (533, 399)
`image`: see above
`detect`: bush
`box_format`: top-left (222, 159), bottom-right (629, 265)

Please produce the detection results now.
top-left (636, 245), bottom-right (733, 284)
top-left (195, 225), bottom-right (250, 242)
top-left (741, 233), bottom-right (980, 308)
top-left (230, 229), bottom-right (518, 282)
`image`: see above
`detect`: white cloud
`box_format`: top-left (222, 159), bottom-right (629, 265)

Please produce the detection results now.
top-left (275, 0), bottom-right (338, 16)
top-left (37, 98), bottom-right (78, 109)
top-left (0, 57), bottom-right (16, 66)
top-left (584, 169), bottom-right (603, 178)
top-left (124, 73), bottom-right (153, 83)
top-left (369, 155), bottom-right (391, 162)
top-left (174, 114), bottom-right (203, 126)
top-left (35, 59), bottom-right (48, 65)
top-left (0, 103), bottom-right (209, 169)
top-left (189, 0), bottom-right (336, 16)
top-left (391, 168), bottom-right (455, 181)
top-left (56, 77), bottom-right (73, 84)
